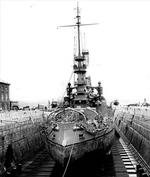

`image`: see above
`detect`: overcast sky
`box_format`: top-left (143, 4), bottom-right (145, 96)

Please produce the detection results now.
top-left (1, 0), bottom-right (150, 105)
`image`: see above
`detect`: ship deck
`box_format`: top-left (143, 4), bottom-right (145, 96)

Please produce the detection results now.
top-left (49, 123), bottom-right (94, 146)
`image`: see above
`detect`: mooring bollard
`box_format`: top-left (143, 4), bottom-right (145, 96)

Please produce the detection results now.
top-left (16, 163), bottom-right (22, 173)
top-left (5, 171), bottom-right (12, 177)
top-left (11, 166), bottom-right (17, 176)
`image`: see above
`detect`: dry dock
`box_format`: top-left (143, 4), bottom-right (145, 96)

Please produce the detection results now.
top-left (2, 135), bottom-right (144, 177)
top-left (1, 108), bottom-right (150, 177)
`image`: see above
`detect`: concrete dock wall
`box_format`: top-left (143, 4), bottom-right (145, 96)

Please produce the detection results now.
top-left (0, 110), bottom-right (48, 173)
top-left (114, 106), bottom-right (150, 166)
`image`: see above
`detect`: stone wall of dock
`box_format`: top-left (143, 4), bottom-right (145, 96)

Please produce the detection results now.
top-left (114, 106), bottom-right (150, 166)
top-left (0, 110), bottom-right (48, 173)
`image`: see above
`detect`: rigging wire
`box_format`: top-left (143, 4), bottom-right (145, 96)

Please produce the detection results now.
top-left (73, 35), bottom-right (77, 59)
top-left (83, 33), bottom-right (86, 50)
top-left (81, 32), bottom-right (83, 52)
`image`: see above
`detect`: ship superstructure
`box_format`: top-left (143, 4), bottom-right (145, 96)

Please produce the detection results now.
top-left (42, 4), bottom-right (114, 167)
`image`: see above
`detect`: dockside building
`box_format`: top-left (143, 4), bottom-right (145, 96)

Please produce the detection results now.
top-left (0, 80), bottom-right (10, 110)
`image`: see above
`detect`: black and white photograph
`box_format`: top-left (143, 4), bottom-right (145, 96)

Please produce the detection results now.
top-left (0, 0), bottom-right (150, 176)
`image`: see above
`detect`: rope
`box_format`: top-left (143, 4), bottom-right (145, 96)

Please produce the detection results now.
top-left (61, 125), bottom-right (77, 177)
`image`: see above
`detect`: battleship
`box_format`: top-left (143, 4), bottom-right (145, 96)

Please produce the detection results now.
top-left (42, 5), bottom-right (115, 166)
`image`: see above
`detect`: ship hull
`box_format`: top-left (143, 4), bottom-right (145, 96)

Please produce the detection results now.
top-left (44, 127), bottom-right (114, 166)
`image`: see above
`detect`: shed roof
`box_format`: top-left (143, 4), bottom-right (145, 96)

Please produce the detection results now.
top-left (0, 79), bottom-right (10, 85)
